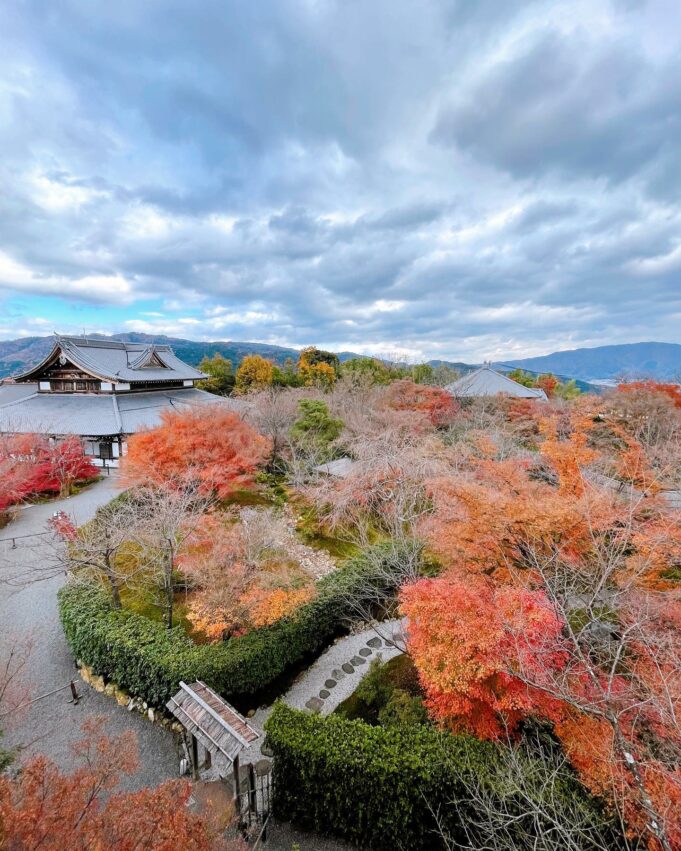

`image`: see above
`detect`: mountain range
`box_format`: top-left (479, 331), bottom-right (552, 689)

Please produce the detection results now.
top-left (0, 333), bottom-right (303, 379)
top-left (0, 334), bottom-right (679, 383)
top-left (503, 342), bottom-right (681, 382)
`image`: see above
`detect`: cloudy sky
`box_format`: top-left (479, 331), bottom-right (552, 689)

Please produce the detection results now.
top-left (0, 0), bottom-right (679, 361)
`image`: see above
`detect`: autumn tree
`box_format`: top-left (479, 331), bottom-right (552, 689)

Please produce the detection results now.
top-left (0, 635), bottom-right (33, 770)
top-left (298, 346), bottom-right (339, 388)
top-left (47, 495), bottom-right (152, 608)
top-left (235, 354), bottom-right (274, 393)
top-left (197, 352), bottom-right (235, 395)
top-left (123, 406), bottom-right (271, 499)
top-left (0, 434), bottom-right (97, 512)
top-left (0, 718), bottom-right (243, 850)
top-left (129, 485), bottom-right (211, 629)
top-left (341, 357), bottom-right (393, 386)
top-left (383, 379), bottom-right (458, 427)
top-left (608, 383), bottom-right (681, 487)
top-left (248, 385), bottom-right (302, 471)
top-left (401, 575), bottom-right (566, 740)
top-left (405, 442), bottom-right (681, 850)
top-left (536, 373), bottom-right (560, 398)
top-left (179, 509), bottom-right (316, 639)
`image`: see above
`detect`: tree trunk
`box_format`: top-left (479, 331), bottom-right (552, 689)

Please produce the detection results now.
top-left (104, 552), bottom-right (122, 609)
top-left (165, 540), bottom-right (174, 629)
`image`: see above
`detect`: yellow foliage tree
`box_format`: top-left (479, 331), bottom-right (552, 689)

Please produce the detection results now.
top-left (235, 354), bottom-right (274, 393)
top-left (300, 360), bottom-right (336, 389)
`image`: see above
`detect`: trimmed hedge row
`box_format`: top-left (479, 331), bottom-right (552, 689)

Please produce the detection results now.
top-left (58, 543), bottom-right (410, 706)
top-left (265, 703), bottom-right (499, 850)
top-left (264, 705), bottom-right (619, 851)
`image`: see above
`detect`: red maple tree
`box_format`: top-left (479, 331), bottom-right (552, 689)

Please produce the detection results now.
top-left (382, 380), bottom-right (458, 427)
top-left (123, 407), bottom-right (271, 498)
top-left (0, 434), bottom-right (97, 512)
top-left (0, 717), bottom-right (244, 850)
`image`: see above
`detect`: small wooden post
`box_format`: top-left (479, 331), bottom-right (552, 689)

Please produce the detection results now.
top-left (248, 762), bottom-right (257, 819)
top-left (69, 680), bottom-right (80, 705)
top-left (191, 734), bottom-right (199, 780)
top-left (233, 754), bottom-right (242, 822)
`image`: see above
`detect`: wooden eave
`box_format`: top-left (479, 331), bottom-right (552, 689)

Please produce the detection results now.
top-left (12, 343), bottom-right (110, 384)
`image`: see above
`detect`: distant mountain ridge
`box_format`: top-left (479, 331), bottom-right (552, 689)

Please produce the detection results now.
top-left (505, 342), bottom-right (681, 381)
top-left (0, 333), bottom-right (305, 379)
top-left (0, 334), bottom-right (677, 384)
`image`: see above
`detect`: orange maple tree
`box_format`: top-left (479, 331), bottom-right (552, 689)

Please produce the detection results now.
top-left (123, 407), bottom-right (271, 498)
top-left (617, 380), bottom-right (681, 409)
top-left (401, 575), bottom-right (566, 739)
top-left (382, 379), bottom-right (458, 427)
top-left (178, 513), bottom-right (315, 640)
top-left (0, 718), bottom-right (244, 850)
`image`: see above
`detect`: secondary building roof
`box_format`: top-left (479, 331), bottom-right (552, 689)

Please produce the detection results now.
top-left (445, 363), bottom-right (548, 400)
top-left (166, 680), bottom-right (259, 764)
top-left (0, 385), bottom-right (243, 437)
top-left (314, 457), bottom-right (357, 478)
top-left (14, 335), bottom-right (207, 385)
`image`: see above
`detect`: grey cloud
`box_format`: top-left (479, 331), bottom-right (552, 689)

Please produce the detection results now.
top-left (432, 30), bottom-right (681, 189)
top-left (0, 0), bottom-right (678, 358)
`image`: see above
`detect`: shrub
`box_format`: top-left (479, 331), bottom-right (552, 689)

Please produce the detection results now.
top-left (58, 543), bottom-right (413, 707)
top-left (265, 705), bottom-right (623, 851)
top-left (265, 703), bottom-right (496, 849)
top-left (336, 654), bottom-right (426, 726)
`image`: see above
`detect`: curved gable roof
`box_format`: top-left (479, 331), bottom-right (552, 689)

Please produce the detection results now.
top-left (14, 335), bottom-right (207, 384)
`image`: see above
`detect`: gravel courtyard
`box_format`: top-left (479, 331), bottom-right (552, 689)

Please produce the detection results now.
top-left (0, 476), bottom-right (178, 790)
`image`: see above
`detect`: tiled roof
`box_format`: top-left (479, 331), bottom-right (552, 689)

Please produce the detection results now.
top-left (0, 382), bottom-right (39, 405)
top-left (445, 364), bottom-right (548, 400)
top-left (14, 335), bottom-right (207, 384)
top-left (116, 388), bottom-right (244, 433)
top-left (0, 391), bottom-right (120, 436)
top-left (167, 681), bottom-right (259, 764)
top-left (0, 387), bottom-right (245, 437)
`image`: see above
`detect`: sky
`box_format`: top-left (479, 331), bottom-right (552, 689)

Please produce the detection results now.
top-left (0, 0), bottom-right (679, 363)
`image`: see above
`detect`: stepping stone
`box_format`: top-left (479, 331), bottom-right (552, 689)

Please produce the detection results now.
top-left (342, 663), bottom-right (354, 674)
top-left (359, 647), bottom-right (372, 657)
top-left (331, 668), bottom-right (345, 680)
top-left (324, 679), bottom-right (337, 689)
top-left (256, 759), bottom-right (272, 776)
top-left (261, 743), bottom-right (274, 757)
top-left (305, 697), bottom-right (324, 712)
top-left (319, 689), bottom-right (330, 699)
top-left (367, 637), bottom-right (382, 648)
top-left (350, 655), bottom-right (366, 666)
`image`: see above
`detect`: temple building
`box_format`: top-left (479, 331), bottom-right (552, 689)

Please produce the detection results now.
top-left (445, 362), bottom-right (548, 400)
top-left (0, 335), bottom-right (239, 468)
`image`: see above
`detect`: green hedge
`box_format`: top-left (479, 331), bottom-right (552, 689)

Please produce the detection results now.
top-left (265, 703), bottom-right (498, 850)
top-left (58, 543), bottom-right (412, 707)
top-left (264, 705), bottom-right (622, 851)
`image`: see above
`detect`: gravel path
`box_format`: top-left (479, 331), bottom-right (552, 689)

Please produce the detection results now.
top-left (0, 476), bottom-right (178, 790)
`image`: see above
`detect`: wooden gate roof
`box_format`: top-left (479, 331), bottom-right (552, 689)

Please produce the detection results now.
top-left (166, 681), bottom-right (259, 763)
